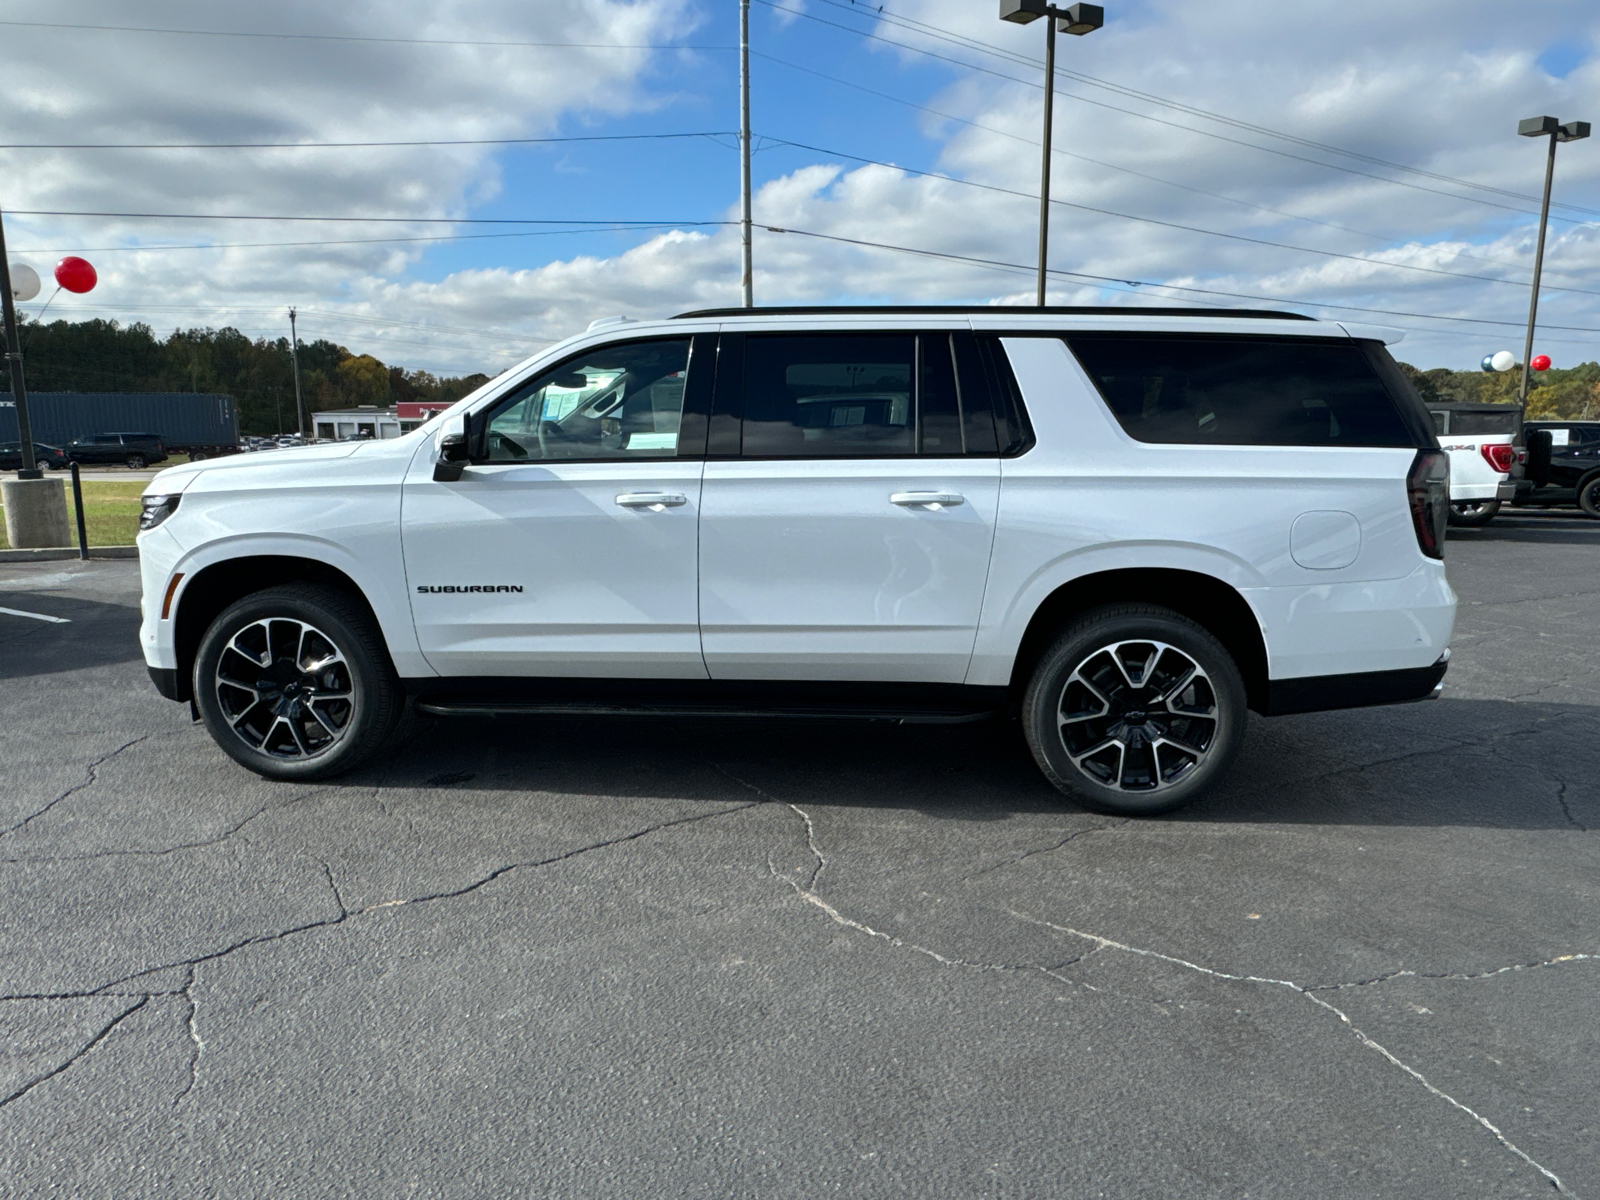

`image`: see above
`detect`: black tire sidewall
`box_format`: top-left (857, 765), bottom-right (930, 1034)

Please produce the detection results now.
top-left (127, 455), bottom-right (146, 469)
top-left (1580, 477), bottom-right (1600, 520)
top-left (193, 585), bottom-right (400, 780)
top-left (1023, 606), bottom-right (1247, 816)
top-left (1447, 499), bottom-right (1499, 527)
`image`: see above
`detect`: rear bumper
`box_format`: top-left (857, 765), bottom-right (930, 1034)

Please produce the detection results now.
top-left (1266, 655), bottom-right (1448, 716)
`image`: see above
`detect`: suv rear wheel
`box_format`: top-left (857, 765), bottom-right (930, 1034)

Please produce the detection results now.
top-left (193, 584), bottom-right (403, 780)
top-left (1022, 604), bottom-right (1247, 816)
top-left (126, 454), bottom-right (147, 469)
top-left (1448, 499), bottom-right (1500, 527)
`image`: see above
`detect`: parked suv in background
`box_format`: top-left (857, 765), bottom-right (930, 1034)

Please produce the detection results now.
top-left (136, 307), bottom-right (1454, 815)
top-left (1426, 403), bottom-right (1521, 527)
top-left (65, 432), bottom-right (169, 469)
top-left (1520, 420), bottom-right (1600, 518)
top-left (0, 442), bottom-right (69, 471)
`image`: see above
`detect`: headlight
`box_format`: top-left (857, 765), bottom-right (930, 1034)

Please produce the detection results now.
top-left (139, 494), bottom-right (181, 531)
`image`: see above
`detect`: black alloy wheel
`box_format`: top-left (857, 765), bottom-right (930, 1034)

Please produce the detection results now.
top-left (1447, 499), bottom-right (1500, 527)
top-left (1023, 604), bottom-right (1247, 816)
top-left (193, 584), bottom-right (403, 780)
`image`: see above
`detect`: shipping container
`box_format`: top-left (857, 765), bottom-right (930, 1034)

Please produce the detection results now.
top-left (0, 392), bottom-right (240, 452)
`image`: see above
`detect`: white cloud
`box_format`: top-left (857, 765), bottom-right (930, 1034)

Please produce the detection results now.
top-left (4, 0), bottom-right (1600, 373)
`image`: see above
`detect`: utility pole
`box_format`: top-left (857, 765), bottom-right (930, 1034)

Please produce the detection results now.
top-left (288, 307), bottom-right (306, 437)
top-left (1516, 115), bottom-right (1589, 406)
top-left (740, 0), bottom-right (753, 308)
top-left (999, 3), bottom-right (1104, 306)
top-left (0, 207), bottom-right (40, 478)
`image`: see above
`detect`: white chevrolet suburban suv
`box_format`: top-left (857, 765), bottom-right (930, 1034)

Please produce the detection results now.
top-left (137, 306), bottom-right (1455, 815)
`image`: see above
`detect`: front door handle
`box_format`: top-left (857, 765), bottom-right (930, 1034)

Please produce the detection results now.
top-left (616, 492), bottom-right (688, 510)
top-left (890, 491), bottom-right (965, 508)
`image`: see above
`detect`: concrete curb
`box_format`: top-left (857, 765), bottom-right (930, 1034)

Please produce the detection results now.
top-left (0, 545), bottom-right (138, 563)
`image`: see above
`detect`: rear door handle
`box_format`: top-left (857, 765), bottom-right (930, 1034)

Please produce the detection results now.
top-left (890, 491), bottom-right (965, 508)
top-left (616, 492), bottom-right (688, 510)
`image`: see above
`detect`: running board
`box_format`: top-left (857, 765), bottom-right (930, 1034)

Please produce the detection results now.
top-left (415, 700), bottom-right (997, 725)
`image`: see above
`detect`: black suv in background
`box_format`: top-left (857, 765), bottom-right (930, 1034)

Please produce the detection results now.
top-left (0, 442), bottom-right (70, 471)
top-left (63, 432), bottom-right (169, 469)
top-left (1520, 421), bottom-right (1600, 518)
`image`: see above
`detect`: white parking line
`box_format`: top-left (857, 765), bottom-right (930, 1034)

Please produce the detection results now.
top-left (0, 606), bottom-right (70, 624)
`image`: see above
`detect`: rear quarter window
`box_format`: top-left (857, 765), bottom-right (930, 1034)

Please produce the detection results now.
top-left (1065, 334), bottom-right (1422, 448)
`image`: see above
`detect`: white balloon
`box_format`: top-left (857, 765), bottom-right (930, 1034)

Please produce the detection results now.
top-left (9, 263), bottom-right (40, 303)
top-left (1490, 350), bottom-right (1516, 372)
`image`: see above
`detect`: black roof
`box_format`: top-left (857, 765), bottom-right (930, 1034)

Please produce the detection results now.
top-left (673, 304), bottom-right (1315, 321)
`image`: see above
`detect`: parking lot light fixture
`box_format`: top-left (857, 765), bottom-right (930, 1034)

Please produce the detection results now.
top-left (998, 2), bottom-right (1105, 306)
top-left (1516, 115), bottom-right (1589, 406)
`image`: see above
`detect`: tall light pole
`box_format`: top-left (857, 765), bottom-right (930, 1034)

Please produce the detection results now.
top-left (288, 307), bottom-right (306, 437)
top-left (1515, 116), bottom-right (1589, 406)
top-left (739, 0), bottom-right (753, 308)
top-left (1000, 1), bottom-right (1103, 306)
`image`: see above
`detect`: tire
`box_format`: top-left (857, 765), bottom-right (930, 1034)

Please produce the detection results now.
top-left (1580, 476), bottom-right (1600, 520)
top-left (1021, 604), bottom-right (1248, 816)
top-left (189, 451), bottom-right (208, 463)
top-left (1447, 499), bottom-right (1500, 527)
top-left (126, 454), bottom-right (147, 469)
top-left (192, 584), bottom-right (403, 781)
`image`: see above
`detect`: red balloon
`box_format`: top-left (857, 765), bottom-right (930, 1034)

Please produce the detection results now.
top-left (54, 256), bottom-right (97, 294)
top-left (1531, 354), bottom-right (1552, 372)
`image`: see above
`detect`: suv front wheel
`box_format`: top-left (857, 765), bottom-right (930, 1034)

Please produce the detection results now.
top-left (1022, 604), bottom-right (1247, 816)
top-left (193, 584), bottom-right (403, 780)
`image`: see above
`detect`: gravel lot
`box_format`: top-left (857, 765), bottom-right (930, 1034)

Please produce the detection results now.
top-left (2, 512), bottom-right (1597, 1198)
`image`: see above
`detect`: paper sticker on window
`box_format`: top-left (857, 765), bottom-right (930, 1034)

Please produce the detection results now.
top-left (626, 433), bottom-right (678, 451)
top-left (1550, 428), bottom-right (1570, 446)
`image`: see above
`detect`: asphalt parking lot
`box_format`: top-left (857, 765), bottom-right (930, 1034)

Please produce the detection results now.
top-left (2, 512), bottom-right (1597, 1198)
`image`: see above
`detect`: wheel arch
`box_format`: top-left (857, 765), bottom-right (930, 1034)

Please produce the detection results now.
top-left (170, 555), bottom-right (390, 702)
top-left (1008, 568), bottom-right (1271, 713)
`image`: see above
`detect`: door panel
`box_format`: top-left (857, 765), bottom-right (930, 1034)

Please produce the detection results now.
top-left (402, 459), bottom-right (705, 677)
top-left (699, 458), bottom-right (1000, 681)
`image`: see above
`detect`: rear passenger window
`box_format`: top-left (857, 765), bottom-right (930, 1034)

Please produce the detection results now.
top-left (1066, 335), bottom-right (1417, 448)
top-left (742, 335), bottom-right (915, 457)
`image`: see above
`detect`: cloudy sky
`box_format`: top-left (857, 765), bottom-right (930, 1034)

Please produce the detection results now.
top-left (2, 0), bottom-right (1598, 376)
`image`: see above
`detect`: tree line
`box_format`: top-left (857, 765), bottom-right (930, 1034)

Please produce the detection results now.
top-left (13, 315), bottom-right (492, 436)
top-left (1397, 359), bottom-right (1600, 420)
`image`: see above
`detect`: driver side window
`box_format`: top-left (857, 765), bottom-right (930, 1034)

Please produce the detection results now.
top-left (483, 338), bottom-right (691, 462)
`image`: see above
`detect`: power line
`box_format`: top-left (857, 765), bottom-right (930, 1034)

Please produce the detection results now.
top-left (803, 0), bottom-right (1600, 219)
top-left (0, 132), bottom-right (736, 150)
top-left (0, 18), bottom-right (729, 52)
top-left (762, 224), bottom-right (1600, 336)
top-left (6, 209), bottom-right (734, 227)
top-left (8, 223), bottom-right (711, 254)
top-left (763, 135), bottom-right (1600, 300)
top-left (754, 0), bottom-right (1598, 226)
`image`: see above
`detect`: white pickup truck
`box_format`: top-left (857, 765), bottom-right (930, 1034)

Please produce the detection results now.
top-left (1427, 403), bottom-right (1522, 527)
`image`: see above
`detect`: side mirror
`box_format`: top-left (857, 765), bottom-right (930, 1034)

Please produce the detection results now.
top-left (433, 432), bottom-right (471, 482)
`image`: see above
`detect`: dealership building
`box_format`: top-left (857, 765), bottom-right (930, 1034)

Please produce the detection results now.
top-left (311, 401), bottom-right (453, 442)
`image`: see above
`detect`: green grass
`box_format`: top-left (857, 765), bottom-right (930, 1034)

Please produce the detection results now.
top-left (0, 479), bottom-right (144, 549)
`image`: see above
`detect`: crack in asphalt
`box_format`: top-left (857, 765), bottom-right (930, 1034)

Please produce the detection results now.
top-left (1306, 954), bottom-right (1598, 993)
top-left (0, 804), bottom-right (271, 865)
top-left (0, 735), bottom-right (155, 839)
top-left (173, 967), bottom-right (202, 1108)
top-left (961, 820), bottom-right (1131, 881)
top-left (0, 996), bottom-right (150, 1112)
top-left (0, 800), bottom-right (763, 1007)
top-left (755, 795), bottom-right (1577, 1195)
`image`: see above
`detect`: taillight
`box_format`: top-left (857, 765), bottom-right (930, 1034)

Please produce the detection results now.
top-left (1480, 443), bottom-right (1515, 473)
top-left (1408, 450), bottom-right (1449, 560)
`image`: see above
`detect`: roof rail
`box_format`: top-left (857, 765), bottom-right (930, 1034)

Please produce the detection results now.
top-left (673, 304), bottom-right (1315, 321)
